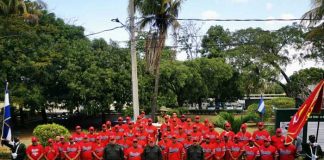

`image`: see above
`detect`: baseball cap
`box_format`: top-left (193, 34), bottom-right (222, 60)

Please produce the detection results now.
top-left (193, 125), bottom-right (198, 128)
top-left (118, 117), bottom-right (123, 121)
top-left (241, 123), bottom-right (247, 129)
top-left (192, 137), bottom-right (198, 141)
top-left (110, 136), bottom-right (116, 140)
top-left (126, 116), bottom-right (131, 120)
top-left (102, 124), bottom-right (107, 127)
top-left (141, 111), bottom-right (145, 114)
top-left (249, 137), bottom-right (254, 141)
top-left (31, 137), bottom-right (37, 142)
top-left (96, 136), bottom-right (101, 140)
top-left (204, 135), bottom-right (210, 139)
top-left (137, 115), bottom-right (142, 119)
top-left (69, 136), bottom-right (74, 140)
top-left (178, 126), bottom-right (183, 129)
top-left (225, 122), bottom-right (231, 127)
top-left (209, 124), bottom-right (214, 128)
top-left (204, 119), bottom-right (209, 122)
top-left (181, 114), bottom-right (185, 118)
top-left (195, 116), bottom-right (200, 119)
top-left (84, 135), bottom-right (88, 139)
top-left (234, 135), bottom-right (239, 139)
top-left (148, 118), bottom-right (152, 122)
top-left (60, 136), bottom-right (65, 139)
top-left (148, 137), bottom-right (155, 142)
top-left (264, 137), bottom-right (271, 142)
top-left (75, 125), bottom-right (81, 129)
top-left (89, 126), bottom-right (94, 130)
top-left (133, 138), bottom-right (138, 142)
top-left (48, 138), bottom-right (53, 143)
top-left (258, 122), bottom-right (264, 126)
top-left (276, 128), bottom-right (282, 133)
top-left (106, 121), bottom-right (111, 125)
top-left (172, 134), bottom-right (177, 138)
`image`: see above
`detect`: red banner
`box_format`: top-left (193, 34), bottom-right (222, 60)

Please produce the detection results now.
top-left (285, 80), bottom-right (324, 145)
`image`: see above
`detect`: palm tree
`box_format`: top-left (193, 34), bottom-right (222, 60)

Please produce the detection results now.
top-left (135, 0), bottom-right (183, 119)
top-left (301, 0), bottom-right (324, 26)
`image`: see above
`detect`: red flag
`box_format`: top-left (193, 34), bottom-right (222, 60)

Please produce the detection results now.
top-left (285, 80), bottom-right (324, 145)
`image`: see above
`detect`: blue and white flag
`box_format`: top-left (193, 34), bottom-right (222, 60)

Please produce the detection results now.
top-left (257, 96), bottom-right (265, 114)
top-left (1, 83), bottom-right (12, 141)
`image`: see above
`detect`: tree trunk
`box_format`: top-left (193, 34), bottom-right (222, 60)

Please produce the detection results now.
top-left (41, 107), bottom-right (47, 123)
top-left (151, 64), bottom-right (161, 122)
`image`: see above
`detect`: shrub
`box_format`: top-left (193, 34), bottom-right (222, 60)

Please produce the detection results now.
top-left (247, 103), bottom-right (272, 121)
top-left (214, 112), bottom-right (257, 133)
top-left (33, 123), bottom-right (70, 146)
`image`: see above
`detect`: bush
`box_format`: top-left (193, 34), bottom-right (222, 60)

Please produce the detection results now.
top-left (122, 106), bottom-right (134, 117)
top-left (214, 112), bottom-right (257, 133)
top-left (247, 104), bottom-right (272, 121)
top-left (33, 123), bottom-right (70, 146)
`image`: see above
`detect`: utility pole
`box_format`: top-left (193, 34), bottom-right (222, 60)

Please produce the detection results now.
top-left (129, 0), bottom-right (139, 120)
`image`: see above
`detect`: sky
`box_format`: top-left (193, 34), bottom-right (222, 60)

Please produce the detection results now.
top-left (43, 0), bottom-right (322, 79)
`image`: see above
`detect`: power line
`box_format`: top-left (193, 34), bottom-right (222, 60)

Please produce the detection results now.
top-left (160, 18), bottom-right (323, 22)
top-left (85, 26), bottom-right (124, 36)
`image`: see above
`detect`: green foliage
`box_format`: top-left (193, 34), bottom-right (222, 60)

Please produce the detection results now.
top-left (247, 103), bottom-right (272, 121)
top-left (214, 112), bottom-right (256, 133)
top-left (33, 123), bottom-right (70, 146)
top-left (266, 125), bottom-right (275, 136)
top-left (122, 106), bottom-right (134, 117)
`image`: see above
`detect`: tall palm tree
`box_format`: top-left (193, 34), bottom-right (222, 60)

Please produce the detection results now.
top-left (301, 0), bottom-right (324, 26)
top-left (135, 0), bottom-right (183, 119)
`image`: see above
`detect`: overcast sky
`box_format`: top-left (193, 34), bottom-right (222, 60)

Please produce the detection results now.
top-left (43, 0), bottom-right (322, 80)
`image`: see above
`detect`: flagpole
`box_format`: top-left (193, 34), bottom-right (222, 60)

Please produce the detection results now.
top-left (315, 74), bottom-right (323, 142)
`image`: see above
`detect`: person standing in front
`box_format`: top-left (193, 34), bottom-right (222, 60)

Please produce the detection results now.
top-left (142, 137), bottom-right (162, 160)
top-left (26, 137), bottom-right (43, 160)
top-left (166, 135), bottom-right (185, 160)
top-left (187, 137), bottom-right (204, 160)
top-left (259, 137), bottom-right (278, 160)
top-left (43, 138), bottom-right (59, 160)
top-left (124, 138), bottom-right (143, 160)
top-left (103, 136), bottom-right (124, 160)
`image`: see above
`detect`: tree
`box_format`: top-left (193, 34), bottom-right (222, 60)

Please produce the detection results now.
top-left (178, 21), bottom-right (203, 59)
top-left (301, 0), bottom-right (324, 26)
top-left (135, 0), bottom-right (184, 119)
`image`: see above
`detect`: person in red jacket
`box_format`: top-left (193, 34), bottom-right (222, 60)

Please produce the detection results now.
top-left (80, 135), bottom-right (93, 160)
top-left (136, 125), bottom-right (149, 144)
top-left (193, 116), bottom-right (203, 130)
top-left (236, 123), bottom-right (252, 146)
top-left (220, 122), bottom-right (235, 141)
top-left (271, 128), bottom-right (285, 149)
top-left (201, 136), bottom-right (215, 160)
top-left (57, 136), bottom-right (68, 160)
top-left (228, 136), bottom-right (244, 160)
top-left (214, 136), bottom-right (226, 160)
top-left (158, 134), bottom-right (170, 160)
top-left (87, 126), bottom-right (96, 144)
top-left (26, 137), bottom-right (44, 160)
top-left (92, 136), bottom-right (105, 160)
top-left (125, 122), bottom-right (136, 140)
top-left (205, 124), bottom-right (219, 144)
top-left (259, 137), bottom-right (278, 160)
top-left (72, 125), bottom-right (85, 144)
top-left (116, 117), bottom-right (126, 133)
top-left (145, 118), bottom-right (158, 139)
top-left (99, 124), bottom-right (110, 146)
top-left (106, 121), bottom-right (112, 131)
top-left (184, 118), bottom-right (194, 135)
top-left (278, 142), bottom-right (297, 160)
top-left (64, 136), bottom-right (80, 160)
top-left (191, 125), bottom-right (203, 143)
top-left (124, 138), bottom-right (143, 160)
top-left (243, 138), bottom-right (260, 160)
top-left (175, 126), bottom-right (187, 144)
top-left (44, 139), bottom-right (59, 160)
top-left (166, 135), bottom-right (185, 160)
top-left (252, 122), bottom-right (270, 147)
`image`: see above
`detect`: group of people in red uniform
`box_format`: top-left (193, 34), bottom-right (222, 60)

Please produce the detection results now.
top-left (25, 112), bottom-right (298, 160)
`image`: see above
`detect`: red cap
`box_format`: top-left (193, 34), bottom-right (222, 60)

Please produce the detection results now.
top-left (60, 136), bottom-right (65, 139)
top-left (89, 126), bottom-right (94, 130)
top-left (225, 122), bottom-right (231, 127)
top-left (102, 124), bottom-right (107, 127)
top-left (276, 128), bottom-right (282, 133)
top-left (135, 133), bottom-right (140, 137)
top-left (163, 133), bottom-right (168, 137)
top-left (164, 115), bottom-right (169, 119)
top-left (258, 122), bottom-right (264, 126)
top-left (241, 123), bottom-right (247, 129)
top-left (96, 136), bottom-right (101, 140)
top-left (75, 125), bottom-right (81, 129)
top-left (249, 137), bottom-right (254, 141)
top-left (215, 136), bottom-right (220, 140)
top-left (264, 137), bottom-right (271, 141)
top-left (69, 136), bottom-right (74, 140)
top-left (178, 126), bottom-right (183, 129)
top-left (234, 135), bottom-right (239, 139)
top-left (139, 124), bottom-right (144, 128)
top-left (83, 135), bottom-right (88, 139)
top-left (195, 116), bottom-right (200, 119)
top-left (148, 118), bottom-right (152, 122)
top-left (118, 117), bottom-right (123, 121)
top-left (110, 136), bottom-right (116, 140)
top-left (204, 119), bottom-right (209, 122)
top-left (186, 118), bottom-right (191, 122)
top-left (31, 137), bottom-right (37, 142)
top-left (133, 138), bottom-right (138, 142)
top-left (181, 114), bottom-right (185, 118)
top-left (209, 124), bottom-right (214, 128)
top-left (172, 134), bottom-right (177, 138)
top-left (148, 137), bottom-right (155, 142)
top-left (48, 138), bottom-right (53, 143)
top-left (192, 137), bottom-right (198, 141)
top-left (193, 125), bottom-right (198, 128)
top-left (128, 122), bottom-right (134, 125)
top-left (204, 135), bottom-right (210, 139)
top-left (172, 118), bottom-right (177, 122)
top-left (126, 116), bottom-right (131, 120)
top-left (141, 111), bottom-right (145, 114)
top-left (137, 115), bottom-right (142, 119)
top-left (106, 121), bottom-right (111, 125)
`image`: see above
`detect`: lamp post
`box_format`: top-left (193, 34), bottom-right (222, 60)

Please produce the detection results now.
top-left (111, 0), bottom-right (139, 120)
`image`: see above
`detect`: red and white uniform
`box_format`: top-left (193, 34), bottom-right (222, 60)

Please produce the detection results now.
top-left (220, 131), bottom-right (235, 141)
top-left (125, 147), bottom-right (143, 160)
top-left (243, 145), bottom-right (260, 160)
top-left (87, 133), bottom-right (97, 144)
top-left (80, 142), bottom-right (93, 160)
top-left (166, 142), bottom-right (185, 160)
top-left (214, 142), bottom-right (226, 159)
top-left (57, 142), bottom-right (68, 159)
top-left (228, 142), bottom-right (244, 160)
top-left (72, 132), bottom-right (85, 144)
top-left (136, 131), bottom-right (149, 144)
top-left (92, 143), bottom-right (105, 160)
top-left (205, 130), bottom-right (220, 144)
top-left (99, 131), bottom-right (110, 146)
top-left (271, 135), bottom-right (285, 149)
top-left (182, 139), bottom-right (193, 150)
top-left (236, 131), bottom-right (252, 145)
top-left (176, 133), bottom-right (187, 144)
top-left (158, 139), bottom-right (170, 159)
top-left (184, 125), bottom-right (194, 135)
top-left (26, 144), bottom-right (44, 160)
top-left (145, 125), bottom-right (158, 138)
top-left (278, 144), bottom-right (296, 160)
top-left (259, 145), bottom-right (278, 160)
top-left (44, 145), bottom-right (58, 160)
top-left (252, 130), bottom-right (270, 147)
top-left (65, 143), bottom-right (80, 160)
top-left (191, 132), bottom-right (203, 142)
top-left (119, 139), bottom-right (132, 151)
top-left (201, 142), bottom-right (215, 160)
